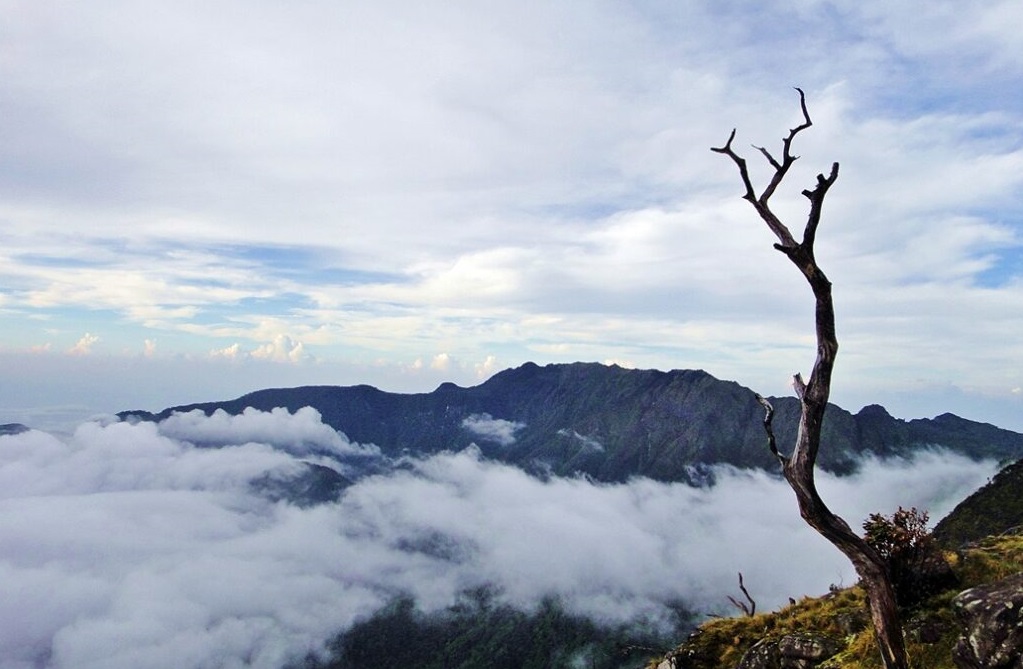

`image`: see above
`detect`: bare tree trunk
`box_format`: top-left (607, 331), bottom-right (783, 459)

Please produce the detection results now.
top-left (712, 89), bottom-right (909, 669)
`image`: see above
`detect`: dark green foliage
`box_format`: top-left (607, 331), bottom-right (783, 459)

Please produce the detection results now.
top-left (863, 507), bottom-right (932, 566)
top-left (933, 457), bottom-right (1023, 548)
top-left (119, 362), bottom-right (1023, 485)
top-left (863, 507), bottom-right (957, 608)
top-left (301, 588), bottom-right (686, 669)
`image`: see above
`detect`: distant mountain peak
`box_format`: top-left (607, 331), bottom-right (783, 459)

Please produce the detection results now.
top-left (856, 404), bottom-right (894, 419)
top-left (119, 362), bottom-right (1023, 484)
top-left (0, 423), bottom-right (31, 436)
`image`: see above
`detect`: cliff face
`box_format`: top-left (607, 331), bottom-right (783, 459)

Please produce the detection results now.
top-left (120, 362), bottom-right (1023, 483)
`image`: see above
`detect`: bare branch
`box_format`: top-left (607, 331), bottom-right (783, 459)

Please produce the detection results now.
top-left (738, 572), bottom-right (756, 616)
top-left (755, 394), bottom-right (785, 463)
top-left (758, 87), bottom-right (813, 205)
top-left (711, 94), bottom-right (819, 249)
top-left (716, 128), bottom-right (737, 152)
top-left (787, 87), bottom-right (813, 151)
top-left (801, 163), bottom-right (840, 251)
top-left (753, 144), bottom-right (781, 171)
top-left (726, 572), bottom-right (757, 617)
top-left (711, 130), bottom-right (757, 203)
top-left (792, 373), bottom-right (806, 400)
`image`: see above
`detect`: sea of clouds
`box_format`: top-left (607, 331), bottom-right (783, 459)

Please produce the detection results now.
top-left (0, 408), bottom-right (999, 669)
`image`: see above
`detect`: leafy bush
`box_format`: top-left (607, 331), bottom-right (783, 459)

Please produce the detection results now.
top-left (862, 507), bottom-right (957, 608)
top-left (863, 507), bottom-right (931, 560)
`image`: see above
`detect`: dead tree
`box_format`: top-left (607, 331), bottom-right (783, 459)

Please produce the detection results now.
top-left (711, 89), bottom-right (909, 669)
top-left (726, 571), bottom-right (756, 617)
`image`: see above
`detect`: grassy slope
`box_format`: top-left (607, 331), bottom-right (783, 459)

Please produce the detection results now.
top-left (651, 534), bottom-right (1023, 669)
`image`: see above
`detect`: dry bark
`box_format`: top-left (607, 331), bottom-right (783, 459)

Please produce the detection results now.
top-left (727, 571), bottom-right (757, 617)
top-left (711, 89), bottom-right (909, 669)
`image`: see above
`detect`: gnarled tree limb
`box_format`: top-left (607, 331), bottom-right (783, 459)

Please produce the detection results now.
top-left (712, 90), bottom-right (909, 669)
top-left (754, 394), bottom-right (785, 463)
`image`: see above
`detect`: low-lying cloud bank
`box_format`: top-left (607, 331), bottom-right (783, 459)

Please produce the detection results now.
top-left (0, 408), bottom-right (999, 669)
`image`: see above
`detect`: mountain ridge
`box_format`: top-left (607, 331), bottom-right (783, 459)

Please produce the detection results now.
top-left (119, 362), bottom-right (1023, 483)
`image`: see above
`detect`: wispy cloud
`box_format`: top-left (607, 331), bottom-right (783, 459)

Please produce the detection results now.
top-left (461, 414), bottom-right (525, 447)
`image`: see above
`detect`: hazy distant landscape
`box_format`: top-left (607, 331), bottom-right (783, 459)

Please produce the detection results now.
top-left (3, 2), bottom-right (1022, 668)
top-left (1, 363), bottom-right (1013, 668)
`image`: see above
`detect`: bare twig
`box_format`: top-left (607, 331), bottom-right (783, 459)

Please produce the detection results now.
top-left (792, 373), bottom-right (806, 400)
top-left (726, 571), bottom-right (757, 617)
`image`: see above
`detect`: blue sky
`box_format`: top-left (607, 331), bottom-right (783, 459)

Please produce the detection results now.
top-left (1, 1), bottom-right (1022, 430)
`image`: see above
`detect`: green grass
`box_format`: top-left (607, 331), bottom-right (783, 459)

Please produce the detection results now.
top-left (652, 535), bottom-right (1023, 669)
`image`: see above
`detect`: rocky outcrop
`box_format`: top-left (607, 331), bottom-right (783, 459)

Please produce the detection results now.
top-left (733, 638), bottom-right (778, 669)
top-left (733, 633), bottom-right (843, 669)
top-left (952, 571), bottom-right (1023, 668)
top-left (657, 632), bottom-right (841, 669)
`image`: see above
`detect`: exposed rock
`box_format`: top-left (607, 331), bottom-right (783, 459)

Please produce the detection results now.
top-left (732, 633), bottom-right (842, 669)
top-left (777, 633), bottom-right (843, 668)
top-left (952, 571), bottom-right (1023, 668)
top-left (734, 638), bottom-right (778, 669)
top-left (656, 628), bottom-right (714, 669)
top-left (833, 609), bottom-right (869, 636)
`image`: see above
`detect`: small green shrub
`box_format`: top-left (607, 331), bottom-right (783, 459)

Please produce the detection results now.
top-left (863, 507), bottom-right (957, 608)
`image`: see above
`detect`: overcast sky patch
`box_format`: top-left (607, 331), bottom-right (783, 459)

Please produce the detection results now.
top-left (0, 1), bottom-right (1022, 430)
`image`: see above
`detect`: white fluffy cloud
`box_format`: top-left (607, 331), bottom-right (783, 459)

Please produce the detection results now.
top-left (156, 406), bottom-right (375, 459)
top-left (207, 336), bottom-right (310, 364)
top-left (250, 335), bottom-right (308, 364)
top-left (67, 333), bottom-right (99, 356)
top-left (460, 413), bottom-right (525, 446)
top-left (430, 353), bottom-right (451, 371)
top-left (0, 407), bottom-right (999, 668)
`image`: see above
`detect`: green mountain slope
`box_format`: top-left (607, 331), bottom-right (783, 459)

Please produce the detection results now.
top-left (120, 362), bottom-right (1023, 483)
top-left (933, 457), bottom-right (1023, 547)
top-left (298, 591), bottom-right (679, 669)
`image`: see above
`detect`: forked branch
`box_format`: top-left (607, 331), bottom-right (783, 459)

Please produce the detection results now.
top-left (711, 87), bottom-right (815, 251)
top-left (711, 90), bottom-right (910, 669)
top-left (726, 571), bottom-right (757, 617)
